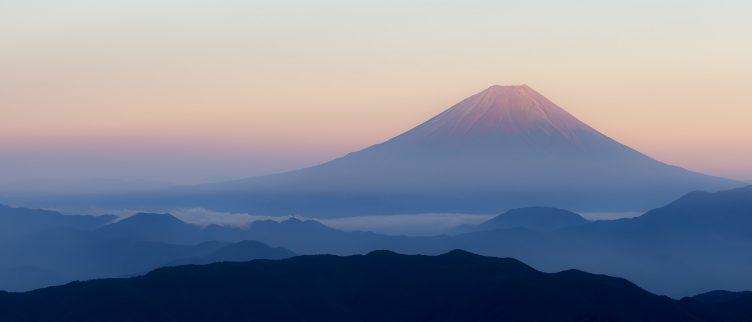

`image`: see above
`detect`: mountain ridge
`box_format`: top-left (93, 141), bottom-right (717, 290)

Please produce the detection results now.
top-left (0, 251), bottom-right (732, 322)
top-left (477, 207), bottom-right (588, 231)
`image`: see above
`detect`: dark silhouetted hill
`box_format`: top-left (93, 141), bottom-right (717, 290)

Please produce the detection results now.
top-left (691, 290), bottom-right (752, 304)
top-left (680, 290), bottom-right (752, 322)
top-left (0, 251), bottom-right (731, 322)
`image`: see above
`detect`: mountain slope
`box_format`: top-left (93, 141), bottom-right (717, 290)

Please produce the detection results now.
top-left (477, 207), bottom-right (588, 231)
top-left (94, 213), bottom-right (263, 245)
top-left (0, 251), bottom-right (720, 322)
top-left (95, 213), bottom-right (198, 243)
top-left (629, 185), bottom-right (752, 238)
top-left (167, 240), bottom-right (295, 266)
top-left (449, 185), bottom-right (752, 296)
top-left (0, 227), bottom-right (292, 292)
top-left (681, 290), bottom-right (752, 322)
top-left (691, 290), bottom-right (752, 304)
top-left (120, 85), bottom-right (738, 216)
top-left (0, 204), bottom-right (114, 239)
top-left (192, 186), bottom-right (752, 297)
top-left (3, 186), bottom-right (751, 296)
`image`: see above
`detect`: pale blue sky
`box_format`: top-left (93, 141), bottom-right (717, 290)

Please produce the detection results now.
top-left (1, 0), bottom-right (750, 191)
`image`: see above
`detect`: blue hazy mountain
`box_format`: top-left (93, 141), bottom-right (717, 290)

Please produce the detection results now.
top-left (1, 250), bottom-right (740, 322)
top-left (88, 187), bottom-right (752, 297)
top-left (167, 240), bottom-right (294, 266)
top-left (0, 204), bottom-right (114, 239)
top-left (98, 215), bottom-right (430, 255)
top-left (92, 212), bottom-right (245, 245)
top-left (448, 186), bottom-right (752, 296)
top-left (0, 209), bottom-right (297, 291)
top-left (94, 213), bottom-right (201, 244)
top-left (88, 85), bottom-right (739, 217)
top-left (476, 207), bottom-right (588, 231)
top-left (0, 230), bottom-right (293, 292)
top-left (3, 186), bottom-right (751, 296)
top-left (93, 213), bottom-right (290, 245)
top-left (162, 186), bottom-right (750, 297)
top-left (0, 266), bottom-right (64, 293)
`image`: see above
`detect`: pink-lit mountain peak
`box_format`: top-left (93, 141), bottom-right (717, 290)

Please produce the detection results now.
top-left (123, 84), bottom-right (740, 217)
top-left (400, 85), bottom-right (598, 143)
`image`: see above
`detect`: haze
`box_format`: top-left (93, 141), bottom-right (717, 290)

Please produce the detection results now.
top-left (2, 0), bottom-right (751, 194)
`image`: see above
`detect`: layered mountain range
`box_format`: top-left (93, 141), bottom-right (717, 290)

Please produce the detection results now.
top-left (4, 185), bottom-right (751, 296)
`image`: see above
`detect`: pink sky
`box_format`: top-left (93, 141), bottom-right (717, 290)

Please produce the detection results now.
top-left (1, 0), bottom-right (750, 191)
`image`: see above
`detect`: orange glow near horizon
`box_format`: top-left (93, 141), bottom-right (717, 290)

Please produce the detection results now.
top-left (1, 1), bottom-right (751, 186)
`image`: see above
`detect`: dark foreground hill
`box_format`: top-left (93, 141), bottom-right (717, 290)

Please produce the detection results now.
top-left (681, 290), bottom-right (752, 322)
top-left (0, 251), bottom-right (746, 322)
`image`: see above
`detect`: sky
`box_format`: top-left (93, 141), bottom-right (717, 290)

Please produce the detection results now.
top-left (1, 0), bottom-right (751, 194)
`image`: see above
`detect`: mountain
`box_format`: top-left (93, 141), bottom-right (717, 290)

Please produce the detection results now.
top-left (691, 290), bottom-right (752, 305)
top-left (4, 186), bottom-right (751, 296)
top-left (95, 213), bottom-right (208, 244)
top-left (94, 213), bottom-right (262, 245)
top-left (92, 215), bottom-right (438, 256)
top-left (0, 207), bottom-right (300, 291)
top-left (168, 240), bottom-right (295, 266)
top-left (244, 218), bottom-right (431, 255)
top-left (179, 186), bottom-right (751, 297)
top-left (97, 213), bottom-right (195, 241)
top-left (0, 266), bottom-right (64, 293)
top-left (681, 290), bottom-right (752, 322)
top-left (626, 185), bottom-right (752, 239)
top-left (448, 186), bottom-right (752, 296)
top-left (88, 84), bottom-right (738, 217)
top-left (0, 226), bottom-right (223, 291)
top-left (0, 229), bottom-right (292, 292)
top-left (476, 207), bottom-right (588, 231)
top-left (86, 187), bottom-right (752, 297)
top-left (0, 204), bottom-right (114, 240)
top-left (91, 213), bottom-right (384, 250)
top-left (0, 250), bottom-right (735, 322)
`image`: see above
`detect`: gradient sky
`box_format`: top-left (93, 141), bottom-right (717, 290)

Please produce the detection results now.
top-left (1, 0), bottom-right (751, 192)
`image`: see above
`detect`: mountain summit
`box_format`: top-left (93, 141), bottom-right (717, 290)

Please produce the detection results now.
top-left (397, 85), bottom-right (597, 144)
top-left (94, 85), bottom-right (740, 216)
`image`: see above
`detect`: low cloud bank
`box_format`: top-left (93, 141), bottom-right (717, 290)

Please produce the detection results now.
top-left (105, 209), bottom-right (639, 236)
top-left (108, 209), bottom-right (492, 236)
top-left (320, 213), bottom-right (493, 236)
